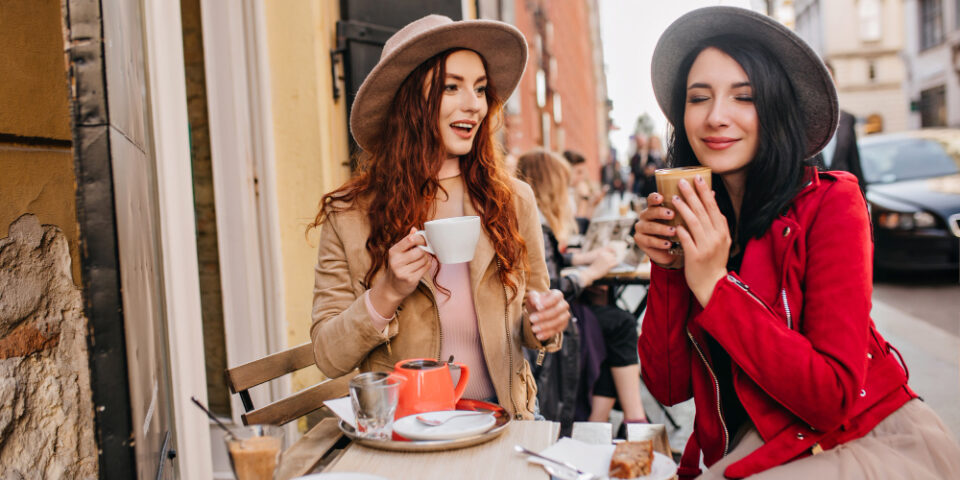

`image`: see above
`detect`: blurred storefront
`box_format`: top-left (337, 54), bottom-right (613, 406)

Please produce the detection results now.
top-left (794, 0), bottom-right (911, 134)
top-left (903, 0), bottom-right (960, 128)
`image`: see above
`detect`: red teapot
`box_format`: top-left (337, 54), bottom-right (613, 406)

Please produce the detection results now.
top-left (392, 358), bottom-right (470, 419)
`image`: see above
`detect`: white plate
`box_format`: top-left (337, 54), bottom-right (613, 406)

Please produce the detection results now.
top-left (392, 410), bottom-right (497, 441)
top-left (292, 474), bottom-right (389, 480)
top-left (528, 438), bottom-right (677, 480)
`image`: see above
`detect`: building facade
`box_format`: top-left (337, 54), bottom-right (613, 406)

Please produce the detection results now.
top-left (903, 0), bottom-right (960, 128)
top-left (795, 0), bottom-right (911, 134)
top-left (491, 0), bottom-right (611, 180)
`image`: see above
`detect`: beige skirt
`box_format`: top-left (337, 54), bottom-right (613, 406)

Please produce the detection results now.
top-left (697, 399), bottom-right (960, 479)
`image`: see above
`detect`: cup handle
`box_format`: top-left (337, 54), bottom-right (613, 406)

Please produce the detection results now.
top-left (414, 230), bottom-right (434, 255)
top-left (451, 362), bottom-right (470, 403)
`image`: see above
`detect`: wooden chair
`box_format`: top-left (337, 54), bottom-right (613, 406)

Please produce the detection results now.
top-left (225, 342), bottom-right (358, 479)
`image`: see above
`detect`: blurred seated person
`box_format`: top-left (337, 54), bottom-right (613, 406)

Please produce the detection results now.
top-left (563, 150), bottom-right (606, 232)
top-left (518, 149), bottom-right (649, 433)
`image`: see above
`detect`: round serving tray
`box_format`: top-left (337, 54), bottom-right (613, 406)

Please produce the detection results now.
top-left (338, 399), bottom-right (511, 452)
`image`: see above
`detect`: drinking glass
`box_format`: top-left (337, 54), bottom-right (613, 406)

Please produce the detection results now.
top-left (349, 372), bottom-right (403, 440)
top-left (654, 166), bottom-right (712, 255)
top-left (224, 424), bottom-right (284, 480)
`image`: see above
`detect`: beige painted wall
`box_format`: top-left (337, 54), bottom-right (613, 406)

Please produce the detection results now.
top-left (0, 0), bottom-right (79, 281)
top-left (262, 0), bottom-right (351, 393)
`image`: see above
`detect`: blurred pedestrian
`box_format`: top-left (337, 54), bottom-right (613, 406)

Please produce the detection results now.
top-left (563, 149), bottom-right (605, 230)
top-left (816, 61), bottom-right (865, 195)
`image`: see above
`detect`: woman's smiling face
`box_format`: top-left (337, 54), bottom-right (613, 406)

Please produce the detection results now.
top-left (683, 47), bottom-right (759, 177)
top-left (435, 49), bottom-right (489, 159)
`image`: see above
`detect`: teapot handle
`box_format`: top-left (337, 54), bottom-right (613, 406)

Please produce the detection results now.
top-left (451, 362), bottom-right (470, 403)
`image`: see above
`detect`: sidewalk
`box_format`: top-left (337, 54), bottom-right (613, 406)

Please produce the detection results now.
top-left (619, 286), bottom-right (960, 457)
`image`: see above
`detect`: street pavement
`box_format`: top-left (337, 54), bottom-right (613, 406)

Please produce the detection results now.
top-left (616, 283), bottom-right (960, 457)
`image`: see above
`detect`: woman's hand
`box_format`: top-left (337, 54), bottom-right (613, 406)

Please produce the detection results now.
top-left (673, 175), bottom-right (730, 307)
top-left (525, 290), bottom-right (570, 342)
top-left (571, 245), bottom-right (615, 266)
top-left (632, 192), bottom-right (683, 269)
top-left (369, 227), bottom-right (434, 316)
top-left (578, 248), bottom-right (619, 287)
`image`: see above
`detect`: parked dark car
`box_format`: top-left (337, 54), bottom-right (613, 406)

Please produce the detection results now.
top-left (858, 129), bottom-right (960, 271)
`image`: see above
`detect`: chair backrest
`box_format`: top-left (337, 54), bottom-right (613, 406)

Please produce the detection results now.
top-left (225, 342), bottom-right (357, 426)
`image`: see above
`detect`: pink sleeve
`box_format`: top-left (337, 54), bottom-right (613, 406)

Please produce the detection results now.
top-left (364, 290), bottom-right (393, 333)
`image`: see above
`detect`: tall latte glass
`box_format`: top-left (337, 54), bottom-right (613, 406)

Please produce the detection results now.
top-left (654, 166), bottom-right (712, 255)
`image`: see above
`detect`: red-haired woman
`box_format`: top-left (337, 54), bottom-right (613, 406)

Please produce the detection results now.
top-left (309, 15), bottom-right (570, 420)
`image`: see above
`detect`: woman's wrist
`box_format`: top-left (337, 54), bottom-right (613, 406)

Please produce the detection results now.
top-left (368, 282), bottom-right (404, 319)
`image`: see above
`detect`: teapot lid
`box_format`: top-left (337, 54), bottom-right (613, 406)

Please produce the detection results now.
top-left (399, 359), bottom-right (444, 370)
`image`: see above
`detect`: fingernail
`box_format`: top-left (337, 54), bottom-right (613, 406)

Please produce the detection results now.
top-left (679, 179), bottom-right (688, 187)
top-left (696, 174), bottom-right (704, 184)
top-left (673, 195), bottom-right (680, 202)
top-left (530, 314), bottom-right (539, 322)
top-left (669, 227), bottom-right (676, 233)
top-left (532, 325), bottom-right (541, 333)
top-left (665, 210), bottom-right (672, 216)
top-left (664, 241), bottom-right (671, 247)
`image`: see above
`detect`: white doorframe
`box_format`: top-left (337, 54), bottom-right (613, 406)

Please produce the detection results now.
top-left (141, 0), bottom-right (213, 478)
top-left (200, 0), bottom-right (287, 424)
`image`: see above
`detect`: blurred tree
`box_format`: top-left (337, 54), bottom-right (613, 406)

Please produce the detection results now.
top-left (634, 113), bottom-right (654, 136)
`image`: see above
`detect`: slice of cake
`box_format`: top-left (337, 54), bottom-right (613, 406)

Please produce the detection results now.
top-left (608, 440), bottom-right (654, 479)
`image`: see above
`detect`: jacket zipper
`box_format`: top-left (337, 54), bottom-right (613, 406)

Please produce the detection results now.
top-left (496, 259), bottom-right (521, 418)
top-left (781, 289), bottom-right (793, 330)
top-left (686, 328), bottom-right (729, 455)
top-left (727, 275), bottom-right (778, 318)
top-left (417, 281), bottom-right (443, 361)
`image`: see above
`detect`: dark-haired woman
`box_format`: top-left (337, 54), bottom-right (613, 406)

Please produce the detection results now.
top-left (633, 7), bottom-right (960, 479)
top-left (309, 15), bottom-right (569, 420)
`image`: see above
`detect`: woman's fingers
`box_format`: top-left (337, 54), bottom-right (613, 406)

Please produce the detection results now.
top-left (671, 192), bottom-right (707, 243)
top-left (692, 174), bottom-right (726, 230)
top-left (528, 290), bottom-right (570, 340)
top-left (677, 179), bottom-right (710, 225)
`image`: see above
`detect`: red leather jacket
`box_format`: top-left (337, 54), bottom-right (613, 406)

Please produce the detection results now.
top-left (638, 170), bottom-right (915, 479)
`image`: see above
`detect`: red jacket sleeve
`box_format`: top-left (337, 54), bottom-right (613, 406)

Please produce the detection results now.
top-left (638, 264), bottom-right (696, 406)
top-left (694, 179), bottom-right (871, 431)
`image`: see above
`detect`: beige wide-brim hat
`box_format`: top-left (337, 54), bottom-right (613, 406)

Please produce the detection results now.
top-left (651, 6), bottom-right (838, 159)
top-left (350, 15), bottom-right (528, 152)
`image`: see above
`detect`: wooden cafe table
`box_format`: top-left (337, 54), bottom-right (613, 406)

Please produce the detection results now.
top-left (277, 418), bottom-right (676, 480)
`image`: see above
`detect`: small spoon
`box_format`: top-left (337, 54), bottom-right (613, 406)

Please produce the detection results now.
top-left (191, 396), bottom-right (238, 442)
top-left (415, 411), bottom-right (492, 427)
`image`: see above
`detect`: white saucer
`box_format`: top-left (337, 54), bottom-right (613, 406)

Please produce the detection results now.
top-left (393, 410), bottom-right (497, 441)
top-left (292, 474), bottom-right (389, 480)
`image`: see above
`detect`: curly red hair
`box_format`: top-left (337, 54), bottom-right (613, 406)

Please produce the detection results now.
top-left (311, 49), bottom-right (528, 299)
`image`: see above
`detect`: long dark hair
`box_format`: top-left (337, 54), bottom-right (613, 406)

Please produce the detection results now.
top-left (666, 35), bottom-right (813, 248)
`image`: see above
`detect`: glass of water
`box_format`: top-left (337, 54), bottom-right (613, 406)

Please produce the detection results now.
top-left (349, 371), bottom-right (403, 440)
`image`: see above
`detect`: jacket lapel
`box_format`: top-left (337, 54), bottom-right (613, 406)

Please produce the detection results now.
top-left (464, 195), bottom-right (495, 294)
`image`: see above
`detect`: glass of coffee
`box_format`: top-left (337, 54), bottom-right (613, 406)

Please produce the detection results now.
top-left (224, 424), bottom-right (284, 480)
top-left (654, 166), bottom-right (712, 255)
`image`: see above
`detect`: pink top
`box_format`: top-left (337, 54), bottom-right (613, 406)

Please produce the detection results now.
top-left (365, 169), bottom-right (494, 401)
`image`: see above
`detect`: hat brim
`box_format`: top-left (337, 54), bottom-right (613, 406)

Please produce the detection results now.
top-left (651, 7), bottom-right (838, 159)
top-left (350, 21), bottom-right (527, 152)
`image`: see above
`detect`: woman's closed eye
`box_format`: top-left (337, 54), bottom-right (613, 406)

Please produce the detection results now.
top-left (687, 94), bottom-right (710, 104)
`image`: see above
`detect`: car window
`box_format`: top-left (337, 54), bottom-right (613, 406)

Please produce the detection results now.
top-left (860, 138), bottom-right (960, 184)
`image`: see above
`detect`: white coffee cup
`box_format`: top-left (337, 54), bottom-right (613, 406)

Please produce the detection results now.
top-left (415, 216), bottom-right (482, 264)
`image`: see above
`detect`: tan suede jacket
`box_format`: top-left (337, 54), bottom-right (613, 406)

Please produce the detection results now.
top-left (310, 178), bottom-right (560, 419)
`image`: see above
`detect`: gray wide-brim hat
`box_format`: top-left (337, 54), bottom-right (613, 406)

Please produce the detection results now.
top-left (350, 15), bottom-right (528, 152)
top-left (651, 6), bottom-right (838, 159)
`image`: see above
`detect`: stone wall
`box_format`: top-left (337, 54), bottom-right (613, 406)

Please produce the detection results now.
top-left (0, 215), bottom-right (97, 479)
